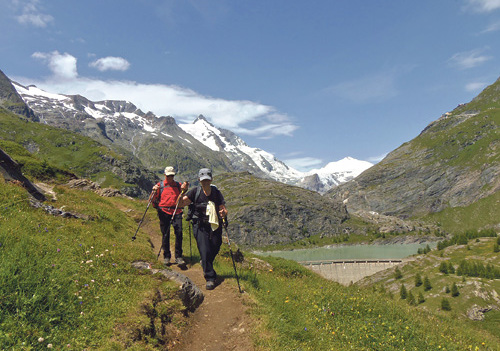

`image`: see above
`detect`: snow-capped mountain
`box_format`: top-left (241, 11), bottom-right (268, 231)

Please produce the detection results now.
top-left (12, 81), bottom-right (372, 192)
top-left (299, 157), bottom-right (373, 193)
top-left (179, 116), bottom-right (304, 184)
top-left (179, 117), bottom-right (373, 192)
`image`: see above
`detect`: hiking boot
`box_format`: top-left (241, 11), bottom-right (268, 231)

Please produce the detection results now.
top-left (175, 257), bottom-right (186, 265)
top-left (206, 281), bottom-right (215, 290)
top-left (163, 257), bottom-right (171, 266)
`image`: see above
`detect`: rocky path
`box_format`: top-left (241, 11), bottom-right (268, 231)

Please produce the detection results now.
top-left (145, 215), bottom-right (255, 351)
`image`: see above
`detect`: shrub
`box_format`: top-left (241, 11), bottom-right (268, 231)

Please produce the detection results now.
top-left (451, 283), bottom-right (460, 297)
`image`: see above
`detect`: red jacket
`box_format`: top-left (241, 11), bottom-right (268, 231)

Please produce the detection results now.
top-left (153, 180), bottom-right (183, 215)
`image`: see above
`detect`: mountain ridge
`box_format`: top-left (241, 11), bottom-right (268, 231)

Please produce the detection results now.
top-left (11, 76), bottom-right (372, 192)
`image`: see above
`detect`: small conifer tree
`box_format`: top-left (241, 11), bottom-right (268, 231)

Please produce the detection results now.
top-left (418, 292), bottom-right (425, 304)
top-left (407, 291), bottom-right (416, 306)
top-left (424, 276), bottom-right (432, 291)
top-left (439, 261), bottom-right (449, 274)
top-left (445, 285), bottom-right (450, 293)
top-left (394, 266), bottom-right (403, 280)
top-left (441, 298), bottom-right (451, 311)
top-left (400, 284), bottom-right (407, 300)
top-left (415, 273), bottom-right (422, 287)
top-left (448, 261), bottom-right (455, 274)
top-left (451, 282), bottom-right (460, 297)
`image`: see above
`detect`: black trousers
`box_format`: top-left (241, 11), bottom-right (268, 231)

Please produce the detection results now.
top-left (157, 210), bottom-right (183, 259)
top-left (193, 220), bottom-right (222, 282)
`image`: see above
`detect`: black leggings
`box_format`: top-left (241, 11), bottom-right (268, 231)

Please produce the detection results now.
top-left (193, 221), bottom-right (222, 282)
top-left (158, 211), bottom-right (183, 259)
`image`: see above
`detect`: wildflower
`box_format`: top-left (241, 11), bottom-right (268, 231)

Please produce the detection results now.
top-left (38, 337), bottom-right (44, 342)
top-left (47, 344), bottom-right (53, 348)
top-left (57, 248), bottom-right (61, 252)
top-left (116, 279), bottom-right (120, 282)
top-left (90, 280), bottom-right (95, 283)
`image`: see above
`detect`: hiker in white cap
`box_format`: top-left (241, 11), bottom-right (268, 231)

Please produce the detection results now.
top-left (152, 166), bottom-right (189, 266)
top-left (180, 168), bottom-right (227, 290)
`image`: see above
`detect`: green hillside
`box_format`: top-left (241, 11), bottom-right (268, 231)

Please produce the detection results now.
top-left (0, 108), bottom-right (158, 196)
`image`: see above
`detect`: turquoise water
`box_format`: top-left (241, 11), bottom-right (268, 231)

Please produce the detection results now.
top-left (255, 242), bottom-right (435, 262)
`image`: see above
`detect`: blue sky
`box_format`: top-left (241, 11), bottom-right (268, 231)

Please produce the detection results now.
top-left (1, 0), bottom-right (500, 171)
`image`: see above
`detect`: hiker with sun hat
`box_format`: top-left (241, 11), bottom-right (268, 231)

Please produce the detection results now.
top-left (152, 166), bottom-right (189, 266)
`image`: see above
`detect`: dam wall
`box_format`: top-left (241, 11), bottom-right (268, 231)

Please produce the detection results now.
top-left (300, 259), bottom-right (403, 286)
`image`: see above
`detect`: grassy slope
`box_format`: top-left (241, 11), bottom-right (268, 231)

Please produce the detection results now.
top-left (0, 109), bottom-right (140, 189)
top-left (0, 180), bottom-right (187, 350)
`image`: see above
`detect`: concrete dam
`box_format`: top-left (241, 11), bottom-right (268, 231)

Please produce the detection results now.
top-left (299, 259), bottom-right (403, 285)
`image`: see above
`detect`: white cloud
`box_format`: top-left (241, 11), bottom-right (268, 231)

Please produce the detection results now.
top-left (89, 57), bottom-right (131, 72)
top-left (15, 0), bottom-right (53, 27)
top-left (448, 49), bottom-right (492, 69)
top-left (465, 81), bottom-right (487, 92)
top-left (32, 51), bottom-right (78, 80)
top-left (26, 51), bottom-right (298, 139)
top-left (465, 0), bottom-right (500, 12)
top-left (283, 157), bottom-right (323, 172)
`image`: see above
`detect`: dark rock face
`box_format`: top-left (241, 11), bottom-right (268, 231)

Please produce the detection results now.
top-left (0, 147), bottom-right (46, 201)
top-left (0, 69), bottom-right (37, 120)
top-left (216, 172), bottom-right (349, 247)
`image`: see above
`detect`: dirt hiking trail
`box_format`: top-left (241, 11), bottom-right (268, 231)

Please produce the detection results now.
top-left (144, 214), bottom-right (255, 351)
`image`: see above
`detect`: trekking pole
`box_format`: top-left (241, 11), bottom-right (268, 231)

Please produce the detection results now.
top-left (223, 217), bottom-right (243, 293)
top-left (157, 187), bottom-right (188, 260)
top-left (188, 219), bottom-right (193, 266)
top-left (132, 190), bottom-right (155, 241)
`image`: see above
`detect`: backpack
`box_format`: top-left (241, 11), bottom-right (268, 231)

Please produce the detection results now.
top-left (185, 186), bottom-right (202, 221)
top-left (152, 181), bottom-right (181, 209)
